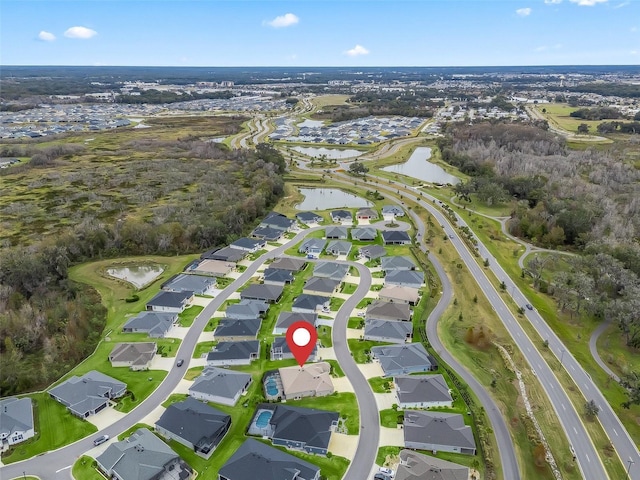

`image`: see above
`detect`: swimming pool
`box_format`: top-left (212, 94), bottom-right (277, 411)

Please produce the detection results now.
top-left (266, 377), bottom-right (279, 396)
top-left (255, 410), bottom-right (273, 429)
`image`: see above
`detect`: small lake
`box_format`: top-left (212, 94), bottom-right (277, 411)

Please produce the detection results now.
top-left (106, 265), bottom-right (164, 289)
top-left (382, 147), bottom-right (460, 185)
top-left (298, 119), bottom-right (325, 128)
top-left (296, 188), bottom-right (373, 210)
top-left (292, 146), bottom-right (364, 160)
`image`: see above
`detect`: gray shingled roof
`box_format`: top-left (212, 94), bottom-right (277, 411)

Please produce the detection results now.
top-left (382, 230), bottom-right (411, 243)
top-left (96, 428), bottom-right (177, 480)
top-left (292, 294), bottom-right (330, 311)
top-left (403, 411), bottom-right (476, 451)
top-left (364, 319), bottom-right (412, 342)
top-left (366, 300), bottom-right (412, 321)
top-left (381, 256), bottom-right (417, 271)
top-left (123, 311), bottom-right (176, 336)
top-left (303, 276), bottom-right (340, 295)
top-left (396, 449), bottom-right (469, 480)
top-left (359, 245), bottom-right (387, 259)
top-left (263, 268), bottom-right (294, 284)
top-left (298, 238), bottom-right (327, 253)
top-left (210, 246), bottom-right (248, 262)
top-left (214, 318), bottom-right (261, 338)
top-left (146, 290), bottom-right (192, 309)
top-left (269, 257), bottom-right (307, 271)
top-left (219, 438), bottom-right (320, 480)
top-left (251, 226), bottom-right (283, 241)
top-left (385, 270), bottom-right (424, 287)
top-left (296, 212), bottom-right (323, 223)
top-left (325, 226), bottom-right (349, 238)
top-left (109, 342), bottom-right (156, 366)
top-left (49, 370), bottom-right (126, 416)
top-left (207, 341), bottom-right (259, 362)
top-left (395, 374), bottom-right (452, 404)
top-left (230, 237), bottom-right (265, 250)
top-left (156, 397), bottom-right (230, 450)
top-left (260, 213), bottom-right (294, 231)
top-left (271, 336), bottom-right (318, 357)
top-left (240, 284), bottom-right (284, 302)
top-left (351, 227), bottom-right (377, 241)
top-left (371, 343), bottom-right (433, 375)
top-left (162, 273), bottom-right (215, 294)
top-left (313, 261), bottom-right (349, 281)
top-left (330, 209), bottom-right (352, 220)
top-left (0, 398), bottom-right (33, 439)
top-left (267, 404), bottom-right (339, 451)
top-left (382, 205), bottom-right (405, 216)
top-left (189, 367), bottom-right (252, 401)
top-left (356, 207), bottom-right (378, 218)
top-left (275, 312), bottom-right (318, 331)
top-left (225, 300), bottom-right (268, 319)
top-left (326, 240), bottom-right (352, 255)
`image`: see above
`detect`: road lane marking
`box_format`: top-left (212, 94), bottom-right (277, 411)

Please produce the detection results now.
top-left (586, 454), bottom-right (590, 462)
top-left (562, 403), bottom-right (566, 411)
top-left (56, 466), bottom-right (71, 473)
top-left (613, 428), bottom-right (619, 436)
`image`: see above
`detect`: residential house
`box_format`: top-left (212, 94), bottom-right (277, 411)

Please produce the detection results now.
top-left (385, 270), bottom-right (424, 289)
top-left (218, 438), bottom-right (320, 480)
top-left (189, 367), bottom-right (252, 406)
top-left (366, 300), bottom-right (412, 322)
top-left (156, 397), bottom-right (231, 458)
top-left (351, 227), bottom-right (377, 241)
top-left (325, 226), bottom-right (348, 239)
top-left (0, 398), bottom-right (35, 446)
top-left (162, 273), bottom-right (216, 295)
top-left (251, 226), bottom-right (283, 241)
top-left (146, 290), bottom-right (193, 313)
top-left (356, 208), bottom-right (378, 221)
top-left (269, 257), bottom-right (307, 272)
top-left (396, 449), bottom-right (469, 480)
top-left (279, 362), bottom-right (334, 400)
top-left (325, 240), bottom-right (352, 256)
top-left (214, 318), bottom-right (261, 341)
top-left (292, 294), bottom-right (331, 314)
top-left (250, 404), bottom-right (339, 455)
top-left (208, 246), bottom-right (247, 263)
top-left (382, 205), bottom-right (405, 218)
top-left (313, 261), bottom-right (349, 281)
top-left (240, 284), bottom-right (284, 303)
top-left (381, 256), bottom-right (416, 272)
top-left (394, 374), bottom-right (453, 409)
top-left (296, 212), bottom-right (324, 225)
top-left (403, 411), bottom-right (476, 455)
top-left (263, 268), bottom-right (294, 286)
top-left (96, 428), bottom-right (190, 480)
top-left (108, 342), bottom-right (157, 370)
top-left (225, 299), bottom-right (268, 320)
top-left (379, 285), bottom-right (421, 306)
top-left (371, 343), bottom-right (437, 377)
top-left (298, 238), bottom-right (326, 259)
top-left (359, 245), bottom-right (386, 260)
top-left (303, 277), bottom-right (341, 296)
top-left (273, 311), bottom-right (318, 335)
top-left (330, 210), bottom-right (352, 223)
top-left (206, 341), bottom-right (260, 367)
top-left (270, 336), bottom-right (318, 361)
top-left (259, 212), bottom-right (295, 231)
top-left (364, 319), bottom-right (413, 344)
top-left (122, 311), bottom-right (177, 337)
top-left (190, 259), bottom-right (235, 277)
top-left (49, 370), bottom-right (126, 418)
top-left (382, 230), bottom-right (412, 245)
top-left (229, 237), bottom-right (266, 253)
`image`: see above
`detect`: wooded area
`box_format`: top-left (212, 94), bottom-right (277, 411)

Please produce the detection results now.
top-left (0, 128), bottom-right (286, 394)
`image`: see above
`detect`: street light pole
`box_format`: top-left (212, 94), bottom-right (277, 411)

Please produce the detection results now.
top-left (627, 459), bottom-right (635, 479)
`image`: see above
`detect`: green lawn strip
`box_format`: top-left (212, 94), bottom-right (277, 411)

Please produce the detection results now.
top-left (162, 393), bottom-right (188, 408)
top-left (597, 322), bottom-right (640, 378)
top-left (247, 249), bottom-right (268, 261)
top-left (376, 446), bottom-right (402, 467)
top-left (371, 271), bottom-right (385, 278)
top-left (178, 305), bottom-right (204, 327)
top-left (317, 325), bottom-right (333, 348)
top-left (286, 392), bottom-right (359, 435)
top-left (117, 423), bottom-right (155, 441)
top-left (72, 456), bottom-right (105, 480)
top-left (356, 297), bottom-right (375, 309)
top-left (348, 339), bottom-right (390, 364)
top-left (341, 282), bottom-right (358, 295)
top-left (216, 277), bottom-right (234, 288)
top-left (204, 317), bottom-right (220, 332)
top-left (184, 366), bottom-right (204, 381)
top-left (193, 341), bottom-right (217, 359)
top-left (368, 377), bottom-right (392, 393)
top-left (348, 316), bottom-right (364, 329)
top-left (325, 359), bottom-right (345, 378)
top-left (330, 297), bottom-right (345, 310)
top-left (380, 408), bottom-right (404, 428)
top-left (1, 392), bottom-right (97, 464)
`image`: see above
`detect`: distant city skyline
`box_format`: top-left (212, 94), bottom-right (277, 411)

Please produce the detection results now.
top-left (1, 0), bottom-right (639, 66)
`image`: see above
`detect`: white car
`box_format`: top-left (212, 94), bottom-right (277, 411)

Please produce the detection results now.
top-left (379, 467), bottom-right (394, 477)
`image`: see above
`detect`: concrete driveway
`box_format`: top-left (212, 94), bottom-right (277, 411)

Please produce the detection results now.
top-left (328, 433), bottom-right (359, 460)
top-left (374, 392), bottom-right (397, 410)
top-left (357, 363), bottom-right (385, 378)
top-left (378, 427), bottom-right (404, 447)
top-left (332, 376), bottom-right (355, 393)
top-left (86, 408), bottom-right (127, 430)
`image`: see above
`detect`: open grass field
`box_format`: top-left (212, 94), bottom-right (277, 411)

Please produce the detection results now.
top-left (532, 103), bottom-right (608, 136)
top-left (1, 392), bottom-right (97, 464)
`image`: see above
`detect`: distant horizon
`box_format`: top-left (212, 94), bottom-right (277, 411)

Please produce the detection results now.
top-left (3, 64), bottom-right (640, 69)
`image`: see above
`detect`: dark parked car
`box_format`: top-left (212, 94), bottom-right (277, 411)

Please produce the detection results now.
top-left (525, 304), bottom-right (533, 311)
top-left (176, 358), bottom-right (184, 367)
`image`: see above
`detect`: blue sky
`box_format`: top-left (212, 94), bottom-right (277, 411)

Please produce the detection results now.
top-left (1, 0), bottom-right (639, 66)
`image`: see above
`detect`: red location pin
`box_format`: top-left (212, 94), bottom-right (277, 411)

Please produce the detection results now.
top-left (285, 321), bottom-right (318, 367)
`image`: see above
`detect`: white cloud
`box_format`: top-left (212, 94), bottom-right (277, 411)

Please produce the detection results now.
top-left (568, 0), bottom-right (608, 5)
top-left (544, 0), bottom-right (562, 3)
top-left (613, 1), bottom-right (630, 8)
top-left (38, 31), bottom-right (56, 42)
top-left (631, 50), bottom-right (638, 55)
top-left (64, 26), bottom-right (98, 39)
top-left (265, 13), bottom-right (299, 28)
top-left (344, 44), bottom-right (370, 57)
top-left (631, 26), bottom-right (638, 32)
top-left (516, 7), bottom-right (532, 16)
